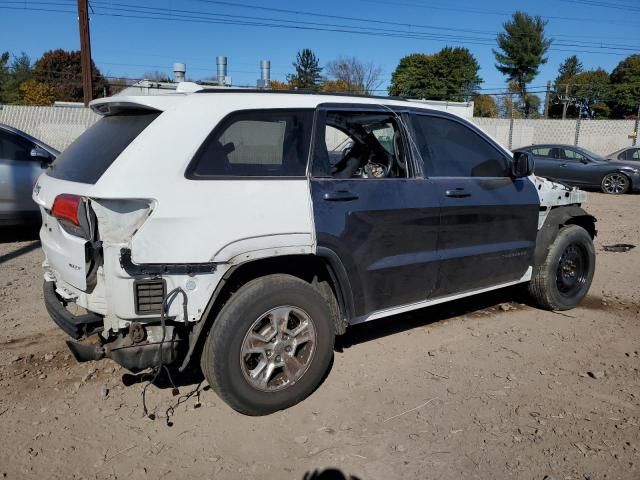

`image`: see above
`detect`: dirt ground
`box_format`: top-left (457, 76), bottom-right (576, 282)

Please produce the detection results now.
top-left (1, 192), bottom-right (639, 480)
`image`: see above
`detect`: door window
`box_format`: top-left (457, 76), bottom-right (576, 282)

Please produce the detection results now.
top-left (630, 149), bottom-right (640, 161)
top-left (561, 148), bottom-right (587, 161)
top-left (531, 147), bottom-right (553, 157)
top-left (189, 109), bottom-right (313, 178)
top-left (0, 131), bottom-right (33, 161)
top-left (313, 111), bottom-right (408, 179)
top-left (411, 115), bottom-right (509, 177)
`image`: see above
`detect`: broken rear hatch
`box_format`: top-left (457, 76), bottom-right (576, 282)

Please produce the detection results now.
top-left (33, 106), bottom-right (161, 292)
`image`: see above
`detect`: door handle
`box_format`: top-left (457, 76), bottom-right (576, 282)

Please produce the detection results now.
top-left (323, 190), bottom-right (359, 202)
top-left (445, 188), bottom-right (471, 198)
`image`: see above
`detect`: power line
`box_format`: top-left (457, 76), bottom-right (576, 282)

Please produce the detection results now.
top-left (2, 1), bottom-right (638, 52)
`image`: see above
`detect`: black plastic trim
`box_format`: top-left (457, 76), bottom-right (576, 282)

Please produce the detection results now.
top-left (43, 281), bottom-right (103, 339)
top-left (120, 248), bottom-right (217, 276)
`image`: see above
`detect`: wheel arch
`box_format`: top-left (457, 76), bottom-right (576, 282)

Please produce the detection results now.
top-left (533, 205), bottom-right (597, 267)
top-left (178, 252), bottom-right (354, 371)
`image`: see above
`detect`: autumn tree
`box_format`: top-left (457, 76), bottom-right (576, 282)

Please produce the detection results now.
top-left (269, 79), bottom-right (290, 90)
top-left (389, 47), bottom-right (481, 101)
top-left (319, 79), bottom-right (351, 93)
top-left (325, 56), bottom-right (383, 95)
top-left (19, 79), bottom-right (55, 105)
top-left (473, 94), bottom-right (499, 117)
top-left (494, 11), bottom-right (552, 118)
top-left (287, 49), bottom-right (323, 91)
top-left (34, 49), bottom-right (110, 102)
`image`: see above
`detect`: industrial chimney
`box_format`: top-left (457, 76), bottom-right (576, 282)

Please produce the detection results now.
top-left (216, 56), bottom-right (230, 86)
top-left (173, 62), bottom-right (186, 83)
top-left (257, 60), bottom-right (271, 89)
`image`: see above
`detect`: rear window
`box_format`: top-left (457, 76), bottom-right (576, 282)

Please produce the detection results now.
top-left (187, 109), bottom-right (313, 178)
top-left (47, 111), bottom-right (160, 184)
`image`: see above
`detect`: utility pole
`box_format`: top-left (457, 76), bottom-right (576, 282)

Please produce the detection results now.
top-left (543, 80), bottom-right (551, 119)
top-left (561, 84), bottom-right (569, 120)
top-left (77, 0), bottom-right (93, 106)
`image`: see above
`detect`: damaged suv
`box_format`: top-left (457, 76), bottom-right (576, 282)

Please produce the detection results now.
top-left (34, 88), bottom-right (596, 415)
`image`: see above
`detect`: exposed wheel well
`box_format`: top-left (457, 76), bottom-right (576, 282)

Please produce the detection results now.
top-left (179, 254), bottom-right (348, 372)
top-left (563, 214), bottom-right (596, 239)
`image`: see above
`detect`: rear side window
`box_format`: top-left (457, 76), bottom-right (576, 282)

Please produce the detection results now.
top-left (188, 109), bottom-right (313, 178)
top-left (411, 114), bottom-right (509, 177)
top-left (47, 111), bottom-right (160, 184)
top-left (0, 131), bottom-right (33, 161)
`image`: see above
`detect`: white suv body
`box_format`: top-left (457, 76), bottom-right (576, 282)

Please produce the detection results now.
top-left (34, 89), bottom-right (596, 415)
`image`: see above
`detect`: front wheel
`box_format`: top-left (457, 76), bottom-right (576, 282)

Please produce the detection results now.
top-left (200, 274), bottom-right (335, 415)
top-left (528, 225), bottom-right (595, 311)
top-left (601, 173), bottom-right (630, 194)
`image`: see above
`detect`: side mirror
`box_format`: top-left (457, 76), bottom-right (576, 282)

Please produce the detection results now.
top-left (512, 151), bottom-right (534, 177)
top-left (580, 158), bottom-right (589, 164)
top-left (31, 146), bottom-right (52, 163)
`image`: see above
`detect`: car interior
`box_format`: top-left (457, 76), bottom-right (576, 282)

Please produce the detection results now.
top-left (320, 112), bottom-right (407, 179)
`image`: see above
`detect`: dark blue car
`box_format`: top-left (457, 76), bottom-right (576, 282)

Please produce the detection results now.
top-left (514, 144), bottom-right (640, 194)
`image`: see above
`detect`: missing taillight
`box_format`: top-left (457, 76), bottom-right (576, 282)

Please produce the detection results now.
top-left (52, 194), bottom-right (82, 226)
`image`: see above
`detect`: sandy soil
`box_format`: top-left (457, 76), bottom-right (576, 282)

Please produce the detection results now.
top-left (1, 192), bottom-right (639, 480)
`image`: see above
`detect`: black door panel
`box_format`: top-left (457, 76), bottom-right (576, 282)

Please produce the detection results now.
top-left (311, 178), bottom-right (440, 316)
top-left (434, 177), bottom-right (539, 295)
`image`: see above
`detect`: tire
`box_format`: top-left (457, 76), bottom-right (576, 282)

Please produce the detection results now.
top-left (528, 225), bottom-right (595, 311)
top-left (200, 274), bottom-right (335, 415)
top-left (601, 173), bottom-right (630, 194)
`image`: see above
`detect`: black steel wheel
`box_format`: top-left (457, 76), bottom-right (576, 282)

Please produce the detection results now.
top-left (528, 225), bottom-right (595, 310)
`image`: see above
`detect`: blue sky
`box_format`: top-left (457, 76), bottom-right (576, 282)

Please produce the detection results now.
top-left (0, 0), bottom-right (638, 94)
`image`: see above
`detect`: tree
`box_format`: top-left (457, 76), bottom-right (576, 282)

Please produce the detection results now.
top-left (319, 79), bottom-right (351, 93)
top-left (287, 49), bottom-right (323, 91)
top-left (19, 79), bottom-right (55, 105)
top-left (2, 53), bottom-right (33, 104)
top-left (494, 11), bottom-right (552, 118)
top-left (572, 69), bottom-right (611, 118)
top-left (473, 94), bottom-right (499, 117)
top-left (549, 56), bottom-right (584, 118)
top-left (325, 56), bottom-right (383, 94)
top-left (143, 70), bottom-right (171, 82)
top-left (555, 55), bottom-right (583, 90)
top-left (269, 79), bottom-right (290, 90)
top-left (608, 54), bottom-right (640, 118)
top-left (34, 49), bottom-right (110, 102)
top-left (388, 47), bottom-right (481, 101)
top-left (0, 51), bottom-right (10, 103)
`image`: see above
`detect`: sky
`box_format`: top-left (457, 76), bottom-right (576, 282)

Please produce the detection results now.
top-left (0, 0), bottom-right (638, 95)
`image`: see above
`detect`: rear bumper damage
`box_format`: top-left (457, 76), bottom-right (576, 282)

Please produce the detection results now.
top-left (44, 280), bottom-right (183, 372)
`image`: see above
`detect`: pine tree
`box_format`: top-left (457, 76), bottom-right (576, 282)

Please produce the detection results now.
top-left (287, 49), bottom-right (323, 91)
top-left (493, 11), bottom-right (552, 118)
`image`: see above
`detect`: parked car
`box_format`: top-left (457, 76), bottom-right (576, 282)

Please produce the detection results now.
top-left (514, 144), bottom-right (640, 195)
top-left (607, 146), bottom-right (640, 163)
top-left (34, 89), bottom-right (596, 415)
top-left (0, 124), bottom-right (58, 225)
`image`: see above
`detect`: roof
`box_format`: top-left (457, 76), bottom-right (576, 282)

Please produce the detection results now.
top-left (89, 89), bottom-right (455, 120)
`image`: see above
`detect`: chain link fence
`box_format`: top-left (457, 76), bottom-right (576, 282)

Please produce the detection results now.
top-left (0, 104), bottom-right (99, 151)
top-left (1, 104), bottom-right (637, 156)
top-left (471, 117), bottom-right (638, 155)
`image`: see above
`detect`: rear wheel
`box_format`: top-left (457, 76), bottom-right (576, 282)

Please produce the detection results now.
top-left (601, 173), bottom-right (629, 194)
top-left (528, 225), bottom-right (595, 311)
top-left (200, 274), bottom-right (335, 415)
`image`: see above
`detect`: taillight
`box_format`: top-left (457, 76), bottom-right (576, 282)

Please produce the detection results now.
top-left (52, 194), bottom-right (82, 226)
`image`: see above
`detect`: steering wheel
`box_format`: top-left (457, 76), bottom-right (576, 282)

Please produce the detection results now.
top-left (363, 155), bottom-right (392, 178)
